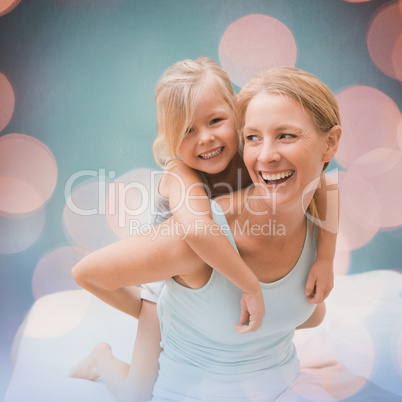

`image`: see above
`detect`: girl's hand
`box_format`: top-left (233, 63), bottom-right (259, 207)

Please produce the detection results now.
top-left (234, 289), bottom-right (265, 334)
top-left (305, 260), bottom-right (334, 304)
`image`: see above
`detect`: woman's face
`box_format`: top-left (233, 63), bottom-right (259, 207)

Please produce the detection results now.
top-left (242, 91), bottom-right (329, 210)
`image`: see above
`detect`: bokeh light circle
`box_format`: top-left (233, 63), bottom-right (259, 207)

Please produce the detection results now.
top-left (0, 208), bottom-right (45, 254)
top-left (23, 290), bottom-right (92, 339)
top-left (398, 116), bottom-right (402, 151)
top-left (106, 168), bottom-right (159, 239)
top-left (0, 73), bottom-right (15, 131)
top-left (219, 14), bottom-right (297, 87)
top-left (350, 148), bottom-right (402, 228)
top-left (367, 3), bottom-right (402, 81)
top-left (0, 134), bottom-right (58, 215)
top-left (333, 233), bottom-right (350, 275)
top-left (295, 320), bottom-right (374, 399)
top-left (335, 86), bottom-right (401, 170)
top-left (32, 246), bottom-right (86, 300)
top-left (392, 34), bottom-right (402, 82)
top-left (0, 0), bottom-right (21, 17)
top-left (63, 176), bottom-right (119, 251)
top-left (338, 172), bottom-right (381, 250)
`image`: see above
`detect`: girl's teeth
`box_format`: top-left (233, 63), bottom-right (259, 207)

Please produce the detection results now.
top-left (200, 147), bottom-right (223, 159)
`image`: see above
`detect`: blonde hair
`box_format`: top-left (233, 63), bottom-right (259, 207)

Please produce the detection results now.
top-left (152, 57), bottom-right (238, 167)
top-left (237, 67), bottom-right (341, 220)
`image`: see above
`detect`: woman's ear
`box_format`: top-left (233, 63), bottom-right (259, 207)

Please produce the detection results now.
top-left (323, 125), bottom-right (342, 162)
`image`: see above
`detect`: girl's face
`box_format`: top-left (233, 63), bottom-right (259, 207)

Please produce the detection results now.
top-left (243, 91), bottom-right (331, 209)
top-left (177, 91), bottom-right (238, 175)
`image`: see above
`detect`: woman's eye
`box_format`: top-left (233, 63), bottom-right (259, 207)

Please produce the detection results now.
top-left (280, 133), bottom-right (296, 139)
top-left (245, 134), bottom-right (258, 141)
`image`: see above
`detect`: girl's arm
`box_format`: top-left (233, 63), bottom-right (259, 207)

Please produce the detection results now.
top-left (164, 161), bottom-right (264, 333)
top-left (305, 173), bottom-right (339, 304)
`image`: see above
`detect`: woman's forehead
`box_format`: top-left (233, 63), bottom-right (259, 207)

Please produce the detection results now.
top-left (244, 92), bottom-right (315, 131)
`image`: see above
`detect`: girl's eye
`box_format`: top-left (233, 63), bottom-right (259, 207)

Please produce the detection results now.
top-left (186, 128), bottom-right (195, 134)
top-left (210, 118), bottom-right (222, 125)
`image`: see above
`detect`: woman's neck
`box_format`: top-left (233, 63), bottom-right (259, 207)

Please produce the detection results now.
top-left (239, 186), bottom-right (307, 239)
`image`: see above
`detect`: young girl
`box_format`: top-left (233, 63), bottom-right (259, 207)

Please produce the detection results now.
top-left (70, 58), bottom-right (337, 401)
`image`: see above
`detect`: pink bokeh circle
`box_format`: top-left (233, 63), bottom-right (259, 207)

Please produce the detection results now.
top-left (63, 176), bottom-right (119, 251)
top-left (335, 86), bottom-right (401, 170)
top-left (398, 116), bottom-right (402, 151)
top-left (333, 233), bottom-right (351, 275)
top-left (219, 14), bottom-right (297, 88)
top-left (350, 148), bottom-right (402, 228)
top-left (0, 0), bottom-right (21, 17)
top-left (106, 168), bottom-right (160, 239)
top-left (32, 246), bottom-right (86, 300)
top-left (23, 290), bottom-right (92, 339)
top-left (0, 134), bottom-right (58, 215)
top-left (338, 171), bottom-right (381, 250)
top-left (0, 73), bottom-right (15, 132)
top-left (392, 34), bottom-right (402, 82)
top-left (367, 2), bottom-right (402, 81)
top-left (295, 320), bottom-right (374, 399)
top-left (0, 208), bottom-right (45, 254)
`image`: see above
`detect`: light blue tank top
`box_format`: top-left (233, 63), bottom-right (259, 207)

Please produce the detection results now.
top-left (152, 200), bottom-right (317, 401)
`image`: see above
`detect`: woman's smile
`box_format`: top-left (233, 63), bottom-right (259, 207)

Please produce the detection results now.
top-left (259, 170), bottom-right (295, 186)
top-left (243, 91), bottom-right (327, 207)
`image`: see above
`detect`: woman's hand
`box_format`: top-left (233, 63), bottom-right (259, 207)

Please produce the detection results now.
top-left (234, 288), bottom-right (265, 334)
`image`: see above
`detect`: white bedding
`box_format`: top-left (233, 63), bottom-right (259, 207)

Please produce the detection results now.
top-left (5, 270), bottom-right (402, 401)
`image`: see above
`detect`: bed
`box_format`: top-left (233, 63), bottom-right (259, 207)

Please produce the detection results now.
top-left (4, 270), bottom-right (402, 401)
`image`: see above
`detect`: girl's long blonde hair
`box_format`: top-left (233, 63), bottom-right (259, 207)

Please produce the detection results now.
top-left (152, 57), bottom-right (238, 167)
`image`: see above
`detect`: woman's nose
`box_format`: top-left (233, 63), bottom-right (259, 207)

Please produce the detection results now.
top-left (257, 142), bottom-right (281, 164)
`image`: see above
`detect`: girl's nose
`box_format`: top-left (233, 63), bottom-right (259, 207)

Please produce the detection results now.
top-left (257, 142), bottom-right (281, 164)
top-left (198, 129), bottom-right (215, 145)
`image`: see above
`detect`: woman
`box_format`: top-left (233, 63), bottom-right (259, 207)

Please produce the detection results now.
top-left (72, 67), bottom-right (341, 401)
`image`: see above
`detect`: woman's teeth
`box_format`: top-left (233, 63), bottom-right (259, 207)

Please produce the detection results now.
top-left (261, 170), bottom-right (294, 184)
top-left (199, 147), bottom-right (223, 159)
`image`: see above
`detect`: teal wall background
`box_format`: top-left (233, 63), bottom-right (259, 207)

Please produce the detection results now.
top-left (0, 0), bottom-right (401, 398)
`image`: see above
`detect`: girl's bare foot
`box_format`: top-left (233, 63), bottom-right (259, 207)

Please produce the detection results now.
top-left (69, 343), bottom-right (112, 380)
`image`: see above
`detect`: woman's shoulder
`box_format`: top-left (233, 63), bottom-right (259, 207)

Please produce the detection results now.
top-left (214, 187), bottom-right (249, 224)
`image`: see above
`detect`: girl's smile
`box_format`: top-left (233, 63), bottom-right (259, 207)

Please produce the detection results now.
top-left (178, 91), bottom-right (238, 175)
top-left (198, 146), bottom-right (224, 160)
